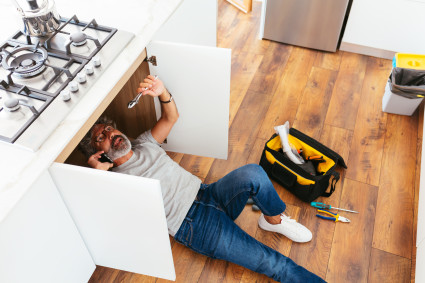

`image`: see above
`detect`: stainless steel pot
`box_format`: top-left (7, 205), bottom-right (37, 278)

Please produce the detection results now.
top-left (11, 0), bottom-right (61, 37)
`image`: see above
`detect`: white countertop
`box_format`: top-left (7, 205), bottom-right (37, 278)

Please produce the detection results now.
top-left (0, 0), bottom-right (183, 222)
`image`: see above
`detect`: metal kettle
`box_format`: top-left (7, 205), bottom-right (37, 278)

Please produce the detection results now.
top-left (10, 0), bottom-right (61, 37)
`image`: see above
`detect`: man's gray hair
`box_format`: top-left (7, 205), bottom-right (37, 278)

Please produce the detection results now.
top-left (79, 116), bottom-right (116, 158)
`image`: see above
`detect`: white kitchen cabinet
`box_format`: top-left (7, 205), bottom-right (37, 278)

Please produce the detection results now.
top-left (147, 0), bottom-right (231, 160)
top-left (153, 0), bottom-right (217, 47)
top-left (42, 0), bottom-right (230, 281)
top-left (418, 200), bottom-right (425, 248)
top-left (416, 241), bottom-right (425, 282)
top-left (147, 41), bottom-right (231, 159)
top-left (49, 162), bottom-right (175, 280)
top-left (0, 170), bottom-right (95, 283)
top-left (340, 0), bottom-right (425, 58)
top-left (52, 33), bottom-right (232, 276)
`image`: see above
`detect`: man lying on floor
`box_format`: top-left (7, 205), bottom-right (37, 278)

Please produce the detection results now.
top-left (79, 75), bottom-right (325, 283)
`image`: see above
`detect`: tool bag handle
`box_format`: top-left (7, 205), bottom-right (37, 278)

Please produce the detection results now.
top-left (321, 171), bottom-right (340, 197)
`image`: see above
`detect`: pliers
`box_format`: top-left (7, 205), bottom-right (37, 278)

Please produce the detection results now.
top-left (316, 209), bottom-right (350, 223)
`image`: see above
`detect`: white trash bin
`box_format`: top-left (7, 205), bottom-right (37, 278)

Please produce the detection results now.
top-left (382, 67), bottom-right (425, 116)
top-left (382, 80), bottom-right (424, 115)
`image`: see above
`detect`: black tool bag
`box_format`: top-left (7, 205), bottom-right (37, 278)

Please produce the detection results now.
top-left (259, 128), bottom-right (347, 202)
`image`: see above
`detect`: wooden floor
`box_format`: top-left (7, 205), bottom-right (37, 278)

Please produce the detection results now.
top-left (89, 1), bottom-right (422, 282)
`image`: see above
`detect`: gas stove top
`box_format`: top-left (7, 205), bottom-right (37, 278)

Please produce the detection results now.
top-left (0, 15), bottom-right (134, 151)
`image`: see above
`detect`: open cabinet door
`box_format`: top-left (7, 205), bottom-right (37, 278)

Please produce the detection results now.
top-left (147, 41), bottom-right (231, 159)
top-left (49, 163), bottom-right (175, 281)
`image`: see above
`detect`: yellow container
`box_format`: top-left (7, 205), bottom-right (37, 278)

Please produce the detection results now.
top-left (395, 53), bottom-right (425, 70)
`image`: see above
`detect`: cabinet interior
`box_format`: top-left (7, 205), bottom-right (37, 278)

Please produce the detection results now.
top-left (63, 59), bottom-right (157, 167)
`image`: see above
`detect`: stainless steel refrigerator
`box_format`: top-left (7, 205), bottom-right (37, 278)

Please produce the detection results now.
top-left (261, 0), bottom-right (351, 52)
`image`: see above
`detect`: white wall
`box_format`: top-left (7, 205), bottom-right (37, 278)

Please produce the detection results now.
top-left (341, 0), bottom-right (425, 58)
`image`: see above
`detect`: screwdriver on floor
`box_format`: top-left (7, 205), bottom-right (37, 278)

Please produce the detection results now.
top-left (310, 202), bottom-right (358, 213)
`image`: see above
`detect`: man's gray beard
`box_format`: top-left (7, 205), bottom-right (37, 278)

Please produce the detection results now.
top-left (107, 134), bottom-right (132, 161)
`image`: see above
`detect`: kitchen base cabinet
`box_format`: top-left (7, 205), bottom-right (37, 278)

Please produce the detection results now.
top-left (55, 1), bottom-right (231, 280)
top-left (59, 38), bottom-right (231, 279)
top-left (65, 39), bottom-right (232, 164)
top-left (0, 170), bottom-right (95, 283)
top-left (102, 59), bottom-right (158, 141)
top-left (49, 162), bottom-right (176, 280)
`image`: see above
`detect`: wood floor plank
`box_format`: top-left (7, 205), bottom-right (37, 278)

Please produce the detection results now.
top-left (198, 259), bottom-right (244, 283)
top-left (116, 271), bottom-right (156, 283)
top-left (217, 0), bottom-right (240, 48)
top-left (205, 43), bottom-right (292, 183)
top-left (228, 5), bottom-right (264, 55)
top-left (324, 52), bottom-right (368, 130)
top-left (292, 66), bottom-right (338, 138)
top-left (368, 248), bottom-right (411, 283)
top-left (326, 178), bottom-right (378, 283)
top-left (178, 155), bottom-right (214, 180)
top-left (320, 125), bottom-right (354, 163)
top-left (217, 5), bottom-right (255, 54)
top-left (258, 46), bottom-right (317, 140)
top-left (240, 269), bottom-right (276, 283)
top-left (228, 52), bottom-right (264, 126)
top-left (240, 1), bottom-right (271, 56)
top-left (345, 57), bottom-right (392, 186)
top-left (373, 114), bottom-right (417, 259)
top-left (113, 270), bottom-right (133, 283)
top-left (221, 265), bottom-right (245, 283)
top-left (313, 50), bottom-right (342, 71)
top-left (288, 125), bottom-right (352, 279)
top-left (156, 242), bottom-right (207, 283)
top-left (88, 266), bottom-right (120, 283)
top-left (197, 259), bottom-right (230, 283)
top-left (246, 137), bottom-right (268, 165)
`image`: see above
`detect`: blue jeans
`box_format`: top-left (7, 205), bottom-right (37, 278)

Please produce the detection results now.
top-left (174, 164), bottom-right (325, 283)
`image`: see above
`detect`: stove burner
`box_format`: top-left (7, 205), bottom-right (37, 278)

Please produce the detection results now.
top-left (70, 32), bottom-right (88, 46)
top-left (4, 97), bottom-right (20, 112)
top-left (10, 54), bottom-right (47, 78)
top-left (2, 45), bottom-right (48, 78)
top-left (21, 59), bottom-right (36, 68)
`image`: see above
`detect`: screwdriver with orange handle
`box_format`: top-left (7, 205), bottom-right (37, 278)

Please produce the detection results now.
top-left (310, 202), bottom-right (358, 213)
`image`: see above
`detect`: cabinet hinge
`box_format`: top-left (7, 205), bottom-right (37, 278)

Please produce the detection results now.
top-left (145, 56), bottom-right (157, 66)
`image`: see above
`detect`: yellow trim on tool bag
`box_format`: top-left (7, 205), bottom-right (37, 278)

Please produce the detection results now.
top-left (265, 150), bottom-right (315, 185)
top-left (267, 135), bottom-right (335, 175)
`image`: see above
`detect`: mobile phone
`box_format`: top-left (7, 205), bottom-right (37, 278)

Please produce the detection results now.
top-left (98, 153), bottom-right (113, 163)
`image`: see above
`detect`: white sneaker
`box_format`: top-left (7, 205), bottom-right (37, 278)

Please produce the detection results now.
top-left (258, 213), bottom-right (312, 243)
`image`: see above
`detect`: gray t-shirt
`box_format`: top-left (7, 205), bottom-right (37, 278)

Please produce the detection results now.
top-left (112, 130), bottom-right (202, 236)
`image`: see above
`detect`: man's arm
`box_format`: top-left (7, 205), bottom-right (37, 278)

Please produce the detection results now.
top-left (137, 75), bottom-right (179, 144)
